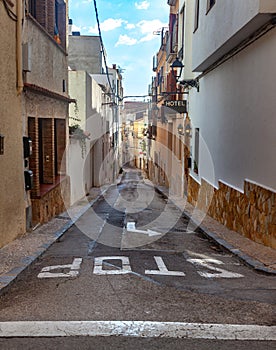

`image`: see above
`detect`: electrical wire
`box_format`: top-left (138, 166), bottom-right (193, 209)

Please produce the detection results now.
top-left (1, 0), bottom-right (17, 21)
top-left (92, 0), bottom-right (115, 95)
top-left (92, 0), bottom-right (151, 102)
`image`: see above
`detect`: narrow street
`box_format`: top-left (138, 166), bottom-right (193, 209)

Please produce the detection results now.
top-left (1, 1), bottom-right (276, 349)
top-left (0, 168), bottom-right (275, 349)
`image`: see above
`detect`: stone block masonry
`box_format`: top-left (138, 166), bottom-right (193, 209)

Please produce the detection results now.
top-left (31, 176), bottom-right (70, 225)
top-left (188, 176), bottom-right (276, 249)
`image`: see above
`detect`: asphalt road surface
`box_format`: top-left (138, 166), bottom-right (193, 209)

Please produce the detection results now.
top-left (0, 168), bottom-right (275, 349)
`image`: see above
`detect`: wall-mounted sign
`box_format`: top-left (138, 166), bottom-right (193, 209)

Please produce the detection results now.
top-left (163, 100), bottom-right (187, 113)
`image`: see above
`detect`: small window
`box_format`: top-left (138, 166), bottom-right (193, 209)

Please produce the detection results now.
top-left (178, 137), bottom-right (182, 161)
top-left (179, 5), bottom-right (185, 58)
top-left (28, 0), bottom-right (36, 17)
top-left (194, 128), bottom-right (199, 174)
top-left (194, 0), bottom-right (200, 32)
top-left (206, 0), bottom-right (216, 14)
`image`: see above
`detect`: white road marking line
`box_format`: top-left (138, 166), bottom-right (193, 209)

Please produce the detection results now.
top-left (187, 258), bottom-right (244, 278)
top-left (126, 222), bottom-right (161, 237)
top-left (145, 256), bottom-right (185, 276)
top-left (93, 256), bottom-right (132, 275)
top-left (37, 258), bottom-right (83, 278)
top-left (186, 250), bottom-right (244, 278)
top-left (0, 321), bottom-right (275, 340)
top-left (126, 222), bottom-right (136, 231)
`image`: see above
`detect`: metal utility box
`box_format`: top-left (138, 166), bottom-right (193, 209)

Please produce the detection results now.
top-left (24, 170), bottom-right (33, 190)
top-left (23, 136), bottom-right (32, 158)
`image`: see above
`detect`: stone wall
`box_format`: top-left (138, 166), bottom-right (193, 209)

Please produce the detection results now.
top-left (32, 176), bottom-right (70, 225)
top-left (188, 176), bottom-right (276, 249)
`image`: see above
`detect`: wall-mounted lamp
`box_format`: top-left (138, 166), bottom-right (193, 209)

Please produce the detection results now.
top-left (171, 57), bottom-right (200, 92)
top-left (171, 57), bottom-right (184, 81)
top-left (0, 134), bottom-right (5, 155)
top-left (185, 124), bottom-right (192, 137)
top-left (177, 123), bottom-right (192, 137)
top-left (177, 123), bottom-right (184, 135)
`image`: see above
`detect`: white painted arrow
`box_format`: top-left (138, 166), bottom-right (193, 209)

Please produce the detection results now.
top-left (126, 222), bottom-right (161, 237)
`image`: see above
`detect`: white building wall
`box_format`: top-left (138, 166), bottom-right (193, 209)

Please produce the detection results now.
top-left (69, 71), bottom-right (87, 126)
top-left (178, 0), bottom-right (194, 80)
top-left (91, 78), bottom-right (103, 113)
top-left (68, 35), bottom-right (102, 74)
top-left (193, 0), bottom-right (276, 71)
top-left (190, 28), bottom-right (276, 191)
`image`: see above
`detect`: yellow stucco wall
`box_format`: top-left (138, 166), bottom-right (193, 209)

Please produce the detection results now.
top-left (0, 3), bottom-right (26, 248)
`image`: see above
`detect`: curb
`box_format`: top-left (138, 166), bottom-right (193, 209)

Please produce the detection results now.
top-left (155, 186), bottom-right (276, 276)
top-left (0, 188), bottom-right (108, 296)
top-left (197, 224), bottom-right (276, 275)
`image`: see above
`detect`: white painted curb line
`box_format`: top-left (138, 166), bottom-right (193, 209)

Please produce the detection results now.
top-left (0, 321), bottom-right (275, 340)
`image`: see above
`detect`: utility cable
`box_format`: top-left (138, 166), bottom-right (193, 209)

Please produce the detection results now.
top-left (2, 0), bottom-right (17, 21)
top-left (92, 0), bottom-right (115, 95)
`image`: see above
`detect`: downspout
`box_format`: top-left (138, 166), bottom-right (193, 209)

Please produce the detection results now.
top-left (16, 0), bottom-right (23, 95)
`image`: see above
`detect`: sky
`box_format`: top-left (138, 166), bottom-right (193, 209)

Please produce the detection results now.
top-left (68, 0), bottom-right (169, 99)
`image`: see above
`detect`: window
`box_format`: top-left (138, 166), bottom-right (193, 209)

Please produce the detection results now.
top-left (27, 0), bottom-right (66, 48)
top-left (55, 119), bottom-right (66, 175)
top-left (178, 137), bottom-right (182, 161)
top-left (206, 0), bottom-right (216, 13)
top-left (194, 128), bottom-right (199, 174)
top-left (178, 5), bottom-right (185, 59)
top-left (28, 0), bottom-right (36, 17)
top-left (194, 0), bottom-right (200, 32)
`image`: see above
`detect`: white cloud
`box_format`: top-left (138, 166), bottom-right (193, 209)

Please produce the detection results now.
top-left (71, 24), bottom-right (81, 32)
top-left (89, 18), bottom-right (126, 34)
top-left (115, 34), bottom-right (138, 47)
top-left (125, 23), bottom-right (136, 30)
top-left (139, 33), bottom-right (155, 42)
top-left (88, 25), bottom-right (98, 34)
top-left (137, 19), bottom-right (166, 35)
top-left (135, 1), bottom-right (150, 10)
top-left (136, 19), bottom-right (168, 42)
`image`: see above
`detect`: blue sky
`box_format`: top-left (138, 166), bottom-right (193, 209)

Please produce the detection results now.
top-left (68, 0), bottom-right (169, 99)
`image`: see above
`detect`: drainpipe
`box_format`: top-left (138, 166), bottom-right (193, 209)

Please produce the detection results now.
top-left (16, 0), bottom-right (23, 95)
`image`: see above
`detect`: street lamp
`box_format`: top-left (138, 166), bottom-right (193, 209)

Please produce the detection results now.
top-left (177, 123), bottom-right (184, 135)
top-left (171, 57), bottom-right (200, 92)
top-left (171, 57), bottom-right (184, 81)
top-left (184, 123), bottom-right (192, 137)
top-left (177, 123), bottom-right (192, 137)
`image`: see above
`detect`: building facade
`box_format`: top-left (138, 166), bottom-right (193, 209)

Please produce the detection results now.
top-left (0, 0), bottom-right (26, 248)
top-left (148, 0), bottom-right (276, 248)
top-left (149, 0), bottom-right (189, 194)
top-left (0, 0), bottom-right (71, 247)
top-left (121, 102), bottom-right (149, 169)
top-left (24, 0), bottom-right (71, 225)
top-left (188, 0), bottom-right (276, 248)
top-left (68, 34), bottom-right (123, 203)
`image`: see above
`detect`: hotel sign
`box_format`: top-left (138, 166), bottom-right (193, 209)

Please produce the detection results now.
top-left (163, 100), bottom-right (187, 113)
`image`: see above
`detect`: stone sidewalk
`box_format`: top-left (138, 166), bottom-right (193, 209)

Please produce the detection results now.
top-left (0, 181), bottom-right (275, 296)
top-left (155, 184), bottom-right (276, 274)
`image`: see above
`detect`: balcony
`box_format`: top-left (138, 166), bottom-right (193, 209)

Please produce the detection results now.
top-left (166, 32), bottom-right (178, 62)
